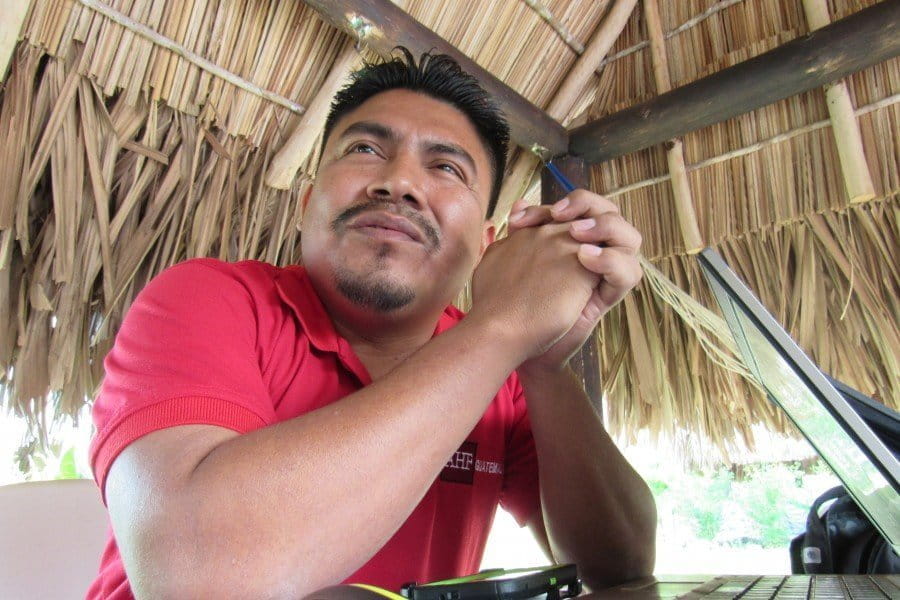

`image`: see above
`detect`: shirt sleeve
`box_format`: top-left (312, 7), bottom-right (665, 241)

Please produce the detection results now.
top-left (499, 375), bottom-right (541, 526)
top-left (90, 259), bottom-right (277, 497)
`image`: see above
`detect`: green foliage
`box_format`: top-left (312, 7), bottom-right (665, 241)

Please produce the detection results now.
top-left (647, 479), bottom-right (669, 495)
top-left (57, 448), bottom-right (81, 479)
top-left (674, 469), bottom-right (733, 540)
top-left (13, 437), bottom-right (89, 481)
top-left (733, 463), bottom-right (810, 548)
top-left (649, 460), bottom-right (827, 549)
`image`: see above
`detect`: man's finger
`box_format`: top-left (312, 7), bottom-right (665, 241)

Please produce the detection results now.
top-left (510, 197), bottom-right (529, 215)
top-left (550, 189), bottom-right (620, 223)
top-left (568, 213), bottom-right (642, 254)
top-left (576, 245), bottom-right (644, 307)
top-left (507, 204), bottom-right (555, 233)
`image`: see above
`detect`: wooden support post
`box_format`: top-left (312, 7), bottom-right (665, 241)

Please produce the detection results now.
top-left (569, 0), bottom-right (900, 164)
top-left (493, 0), bottom-right (638, 226)
top-left (643, 0), bottom-right (704, 254)
top-left (265, 44), bottom-right (360, 189)
top-left (494, 154), bottom-right (541, 227)
top-left (0, 0), bottom-right (33, 83)
top-left (802, 0), bottom-right (876, 203)
top-left (540, 156), bottom-right (603, 415)
top-left (302, 0), bottom-right (567, 157)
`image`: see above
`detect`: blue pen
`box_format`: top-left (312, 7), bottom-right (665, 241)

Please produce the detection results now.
top-left (530, 144), bottom-right (577, 194)
top-left (531, 146), bottom-right (609, 252)
top-left (545, 161), bottom-right (576, 193)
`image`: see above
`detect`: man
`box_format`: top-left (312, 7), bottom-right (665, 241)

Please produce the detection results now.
top-left (87, 49), bottom-right (656, 599)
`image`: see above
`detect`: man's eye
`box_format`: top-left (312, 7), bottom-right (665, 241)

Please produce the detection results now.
top-left (436, 163), bottom-right (462, 178)
top-left (349, 143), bottom-right (377, 154)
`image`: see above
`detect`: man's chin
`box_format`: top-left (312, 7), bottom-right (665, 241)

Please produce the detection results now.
top-left (333, 268), bottom-right (416, 313)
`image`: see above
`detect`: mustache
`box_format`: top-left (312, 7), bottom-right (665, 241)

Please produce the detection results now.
top-left (331, 201), bottom-right (441, 250)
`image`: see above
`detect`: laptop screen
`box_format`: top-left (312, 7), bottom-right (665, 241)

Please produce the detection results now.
top-left (699, 249), bottom-right (900, 552)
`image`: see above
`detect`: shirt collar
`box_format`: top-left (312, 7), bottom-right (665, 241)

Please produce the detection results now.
top-left (274, 265), bottom-right (342, 353)
top-left (274, 266), bottom-right (464, 379)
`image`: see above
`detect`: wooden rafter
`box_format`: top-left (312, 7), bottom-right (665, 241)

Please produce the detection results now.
top-left (643, 0), bottom-right (703, 254)
top-left (569, 0), bottom-right (900, 164)
top-left (493, 0), bottom-right (638, 225)
top-left (802, 0), bottom-right (877, 204)
top-left (301, 0), bottom-right (568, 157)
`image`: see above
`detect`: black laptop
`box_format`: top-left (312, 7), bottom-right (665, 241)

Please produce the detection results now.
top-left (590, 248), bottom-right (899, 599)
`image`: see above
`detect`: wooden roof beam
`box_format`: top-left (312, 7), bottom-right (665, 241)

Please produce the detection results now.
top-left (301, 0), bottom-right (569, 157)
top-left (569, 0), bottom-right (900, 164)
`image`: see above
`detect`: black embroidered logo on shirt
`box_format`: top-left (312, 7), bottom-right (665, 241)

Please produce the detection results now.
top-left (440, 441), bottom-right (478, 484)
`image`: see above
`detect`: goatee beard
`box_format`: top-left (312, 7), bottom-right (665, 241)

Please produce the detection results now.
top-left (329, 200), bottom-right (439, 312)
top-left (334, 265), bottom-right (416, 312)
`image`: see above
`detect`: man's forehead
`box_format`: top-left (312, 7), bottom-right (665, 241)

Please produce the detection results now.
top-left (330, 90), bottom-right (487, 159)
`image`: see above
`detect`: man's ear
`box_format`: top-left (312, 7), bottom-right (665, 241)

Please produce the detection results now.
top-left (479, 221), bottom-right (496, 258)
top-left (300, 184), bottom-right (314, 217)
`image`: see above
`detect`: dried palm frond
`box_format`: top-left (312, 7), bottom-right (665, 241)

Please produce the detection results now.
top-left (1, 0), bottom-right (896, 470)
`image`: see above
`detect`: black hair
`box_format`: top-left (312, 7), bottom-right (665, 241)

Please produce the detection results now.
top-left (321, 47), bottom-right (510, 218)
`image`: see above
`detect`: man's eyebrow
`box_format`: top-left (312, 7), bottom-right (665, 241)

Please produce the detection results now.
top-left (337, 121), bottom-right (478, 176)
top-left (338, 121), bottom-right (398, 144)
top-left (425, 141), bottom-right (478, 177)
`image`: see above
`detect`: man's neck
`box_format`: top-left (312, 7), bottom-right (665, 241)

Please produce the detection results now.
top-left (303, 269), bottom-right (453, 379)
top-left (328, 302), bottom-right (447, 381)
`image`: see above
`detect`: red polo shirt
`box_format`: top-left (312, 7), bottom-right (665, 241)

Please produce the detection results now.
top-left (87, 258), bottom-right (539, 599)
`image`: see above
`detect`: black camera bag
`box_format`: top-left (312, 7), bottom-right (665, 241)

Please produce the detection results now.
top-left (790, 485), bottom-right (900, 574)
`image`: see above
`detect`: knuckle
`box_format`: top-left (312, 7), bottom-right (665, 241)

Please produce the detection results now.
top-left (596, 213), bottom-right (617, 230)
top-left (535, 224), bottom-right (555, 242)
top-left (597, 210), bottom-right (619, 224)
top-left (566, 189), bottom-right (623, 216)
top-left (625, 264), bottom-right (644, 288)
top-left (594, 216), bottom-right (618, 240)
top-left (575, 189), bottom-right (597, 208)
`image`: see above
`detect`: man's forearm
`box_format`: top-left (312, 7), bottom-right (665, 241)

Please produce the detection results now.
top-left (518, 365), bottom-right (657, 589)
top-left (111, 315), bottom-right (525, 599)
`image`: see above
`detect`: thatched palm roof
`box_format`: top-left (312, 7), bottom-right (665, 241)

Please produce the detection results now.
top-left (1, 0), bottom-right (897, 464)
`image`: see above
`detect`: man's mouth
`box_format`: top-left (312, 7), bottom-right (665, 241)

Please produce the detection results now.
top-left (348, 211), bottom-right (426, 244)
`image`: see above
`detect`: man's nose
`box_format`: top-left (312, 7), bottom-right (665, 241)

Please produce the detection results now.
top-left (365, 154), bottom-right (426, 210)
